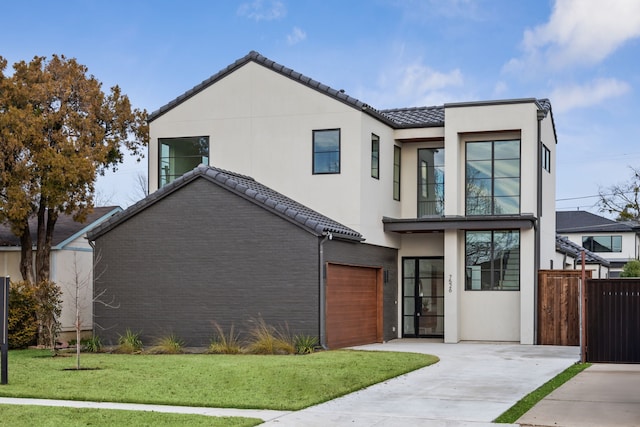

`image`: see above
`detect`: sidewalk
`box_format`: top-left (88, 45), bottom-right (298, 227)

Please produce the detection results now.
top-left (517, 363), bottom-right (640, 427)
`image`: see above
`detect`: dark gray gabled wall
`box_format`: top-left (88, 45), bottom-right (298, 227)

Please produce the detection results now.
top-left (93, 178), bottom-right (320, 347)
top-left (324, 241), bottom-right (398, 342)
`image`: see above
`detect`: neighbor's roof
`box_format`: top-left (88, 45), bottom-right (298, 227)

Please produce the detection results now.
top-left (0, 206), bottom-right (122, 249)
top-left (555, 235), bottom-right (610, 266)
top-left (556, 211), bottom-right (640, 234)
top-left (148, 51), bottom-right (553, 131)
top-left (87, 165), bottom-right (363, 242)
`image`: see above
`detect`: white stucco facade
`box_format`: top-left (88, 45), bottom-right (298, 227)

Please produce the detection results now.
top-left (147, 52), bottom-right (558, 344)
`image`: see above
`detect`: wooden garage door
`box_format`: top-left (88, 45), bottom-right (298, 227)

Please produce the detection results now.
top-left (326, 263), bottom-right (382, 349)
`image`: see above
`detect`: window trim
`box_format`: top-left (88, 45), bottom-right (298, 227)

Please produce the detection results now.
top-left (312, 129), bottom-right (341, 175)
top-left (371, 133), bottom-right (380, 179)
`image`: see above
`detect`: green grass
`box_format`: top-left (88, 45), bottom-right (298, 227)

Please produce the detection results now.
top-left (2, 349), bottom-right (437, 411)
top-left (494, 362), bottom-right (591, 423)
top-left (0, 405), bottom-right (261, 427)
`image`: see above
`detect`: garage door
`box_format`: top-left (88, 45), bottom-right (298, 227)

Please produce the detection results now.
top-left (326, 263), bottom-right (382, 349)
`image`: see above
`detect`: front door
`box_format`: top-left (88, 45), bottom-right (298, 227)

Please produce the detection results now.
top-left (403, 257), bottom-right (444, 337)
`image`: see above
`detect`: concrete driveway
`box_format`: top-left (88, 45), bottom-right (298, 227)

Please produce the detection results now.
top-left (262, 339), bottom-right (579, 426)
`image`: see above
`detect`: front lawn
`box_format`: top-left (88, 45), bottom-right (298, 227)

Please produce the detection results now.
top-left (1, 349), bottom-right (437, 411)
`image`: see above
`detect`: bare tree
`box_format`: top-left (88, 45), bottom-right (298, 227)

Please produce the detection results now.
top-left (128, 172), bottom-right (149, 204)
top-left (598, 167), bottom-right (640, 221)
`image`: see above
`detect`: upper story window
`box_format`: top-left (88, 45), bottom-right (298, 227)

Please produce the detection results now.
top-left (371, 133), bottom-right (380, 179)
top-left (313, 129), bottom-right (340, 174)
top-left (466, 139), bottom-right (520, 216)
top-left (159, 136), bottom-right (209, 187)
top-left (465, 230), bottom-right (520, 291)
top-left (418, 148), bottom-right (444, 216)
top-left (393, 145), bottom-right (401, 201)
top-left (582, 235), bottom-right (622, 252)
top-left (542, 144), bottom-right (551, 173)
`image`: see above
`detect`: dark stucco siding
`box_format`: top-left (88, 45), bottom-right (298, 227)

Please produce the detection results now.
top-left (324, 241), bottom-right (398, 342)
top-left (93, 178), bottom-right (320, 347)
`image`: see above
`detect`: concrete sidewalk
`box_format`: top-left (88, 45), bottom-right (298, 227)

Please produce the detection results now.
top-left (517, 363), bottom-right (640, 427)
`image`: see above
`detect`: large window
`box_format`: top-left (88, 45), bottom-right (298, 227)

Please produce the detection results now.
top-left (313, 129), bottom-right (340, 174)
top-left (371, 133), bottom-right (380, 179)
top-left (466, 139), bottom-right (520, 215)
top-left (465, 230), bottom-right (520, 290)
top-left (417, 148), bottom-right (444, 216)
top-left (393, 145), bottom-right (401, 201)
top-left (582, 235), bottom-right (622, 252)
top-left (159, 136), bottom-right (209, 187)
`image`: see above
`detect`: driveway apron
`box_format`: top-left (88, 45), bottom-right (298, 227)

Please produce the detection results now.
top-left (262, 340), bottom-right (579, 426)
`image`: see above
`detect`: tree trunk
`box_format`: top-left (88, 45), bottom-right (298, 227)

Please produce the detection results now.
top-left (35, 203), bottom-right (57, 283)
top-left (18, 218), bottom-right (34, 283)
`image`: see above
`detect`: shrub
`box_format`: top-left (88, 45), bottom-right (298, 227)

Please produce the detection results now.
top-left (83, 335), bottom-right (102, 353)
top-left (114, 329), bottom-right (143, 354)
top-left (8, 281), bottom-right (38, 349)
top-left (246, 317), bottom-right (295, 355)
top-left (620, 259), bottom-right (640, 277)
top-left (32, 280), bottom-right (62, 352)
top-left (147, 334), bottom-right (185, 354)
top-left (294, 334), bottom-right (319, 354)
top-left (208, 322), bottom-right (243, 354)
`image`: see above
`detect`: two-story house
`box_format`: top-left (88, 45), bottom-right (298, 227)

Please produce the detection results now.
top-left (88, 51), bottom-right (557, 347)
top-left (557, 210), bottom-right (640, 277)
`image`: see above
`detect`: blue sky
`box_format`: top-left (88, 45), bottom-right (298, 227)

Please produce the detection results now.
top-left (4, 0), bottom-right (640, 215)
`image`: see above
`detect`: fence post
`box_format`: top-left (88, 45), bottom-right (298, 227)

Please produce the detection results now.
top-left (1, 277), bottom-right (8, 384)
top-left (580, 251), bottom-right (587, 363)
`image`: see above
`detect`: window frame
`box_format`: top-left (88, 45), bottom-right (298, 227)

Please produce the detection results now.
top-left (393, 145), bottom-right (401, 201)
top-left (371, 133), bottom-right (380, 179)
top-left (542, 144), bottom-right (551, 173)
top-left (312, 129), bottom-right (341, 175)
top-left (417, 148), bottom-right (445, 216)
top-left (465, 139), bottom-right (521, 216)
top-left (582, 235), bottom-right (622, 253)
top-left (465, 230), bottom-right (520, 291)
top-left (158, 136), bottom-right (210, 188)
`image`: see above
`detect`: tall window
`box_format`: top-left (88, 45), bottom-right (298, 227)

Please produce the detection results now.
top-left (417, 148), bottom-right (444, 216)
top-left (159, 136), bottom-right (209, 187)
top-left (313, 129), bottom-right (340, 174)
top-left (542, 144), bottom-right (551, 173)
top-left (465, 230), bottom-right (520, 291)
top-left (393, 145), bottom-right (401, 201)
top-left (582, 235), bottom-right (622, 252)
top-left (466, 139), bottom-right (520, 215)
top-left (371, 133), bottom-right (380, 179)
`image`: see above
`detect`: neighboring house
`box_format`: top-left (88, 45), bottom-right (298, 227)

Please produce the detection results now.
top-left (0, 206), bottom-right (122, 341)
top-left (91, 51), bottom-right (558, 346)
top-left (555, 234), bottom-right (610, 278)
top-left (557, 211), bottom-right (640, 277)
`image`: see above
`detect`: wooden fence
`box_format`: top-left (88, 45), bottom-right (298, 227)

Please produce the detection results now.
top-left (585, 279), bottom-right (640, 363)
top-left (537, 270), bottom-right (590, 346)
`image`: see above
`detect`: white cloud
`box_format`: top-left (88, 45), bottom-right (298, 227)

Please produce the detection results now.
top-left (367, 60), bottom-right (464, 108)
top-left (508, 0), bottom-right (640, 71)
top-left (550, 78), bottom-right (631, 113)
top-left (287, 27), bottom-right (306, 45)
top-left (237, 0), bottom-right (286, 21)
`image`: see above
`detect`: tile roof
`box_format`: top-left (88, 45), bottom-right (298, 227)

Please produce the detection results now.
top-left (0, 206), bottom-right (122, 248)
top-left (555, 234), bottom-right (610, 266)
top-left (148, 51), bottom-right (551, 130)
top-left (556, 211), bottom-right (640, 233)
top-left (87, 165), bottom-right (363, 242)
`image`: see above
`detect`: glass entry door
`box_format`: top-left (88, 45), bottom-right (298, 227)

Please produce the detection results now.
top-left (403, 257), bottom-right (444, 337)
